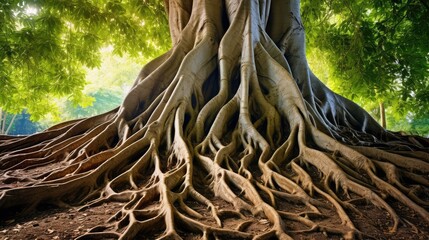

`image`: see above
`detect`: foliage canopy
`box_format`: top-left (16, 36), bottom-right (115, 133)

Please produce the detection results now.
top-left (1, 0), bottom-right (428, 135)
top-left (302, 0), bottom-right (429, 130)
top-left (0, 0), bottom-right (170, 119)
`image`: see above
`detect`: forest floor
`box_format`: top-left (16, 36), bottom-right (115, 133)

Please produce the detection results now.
top-left (1, 164), bottom-right (429, 240)
top-left (0, 197), bottom-right (428, 240)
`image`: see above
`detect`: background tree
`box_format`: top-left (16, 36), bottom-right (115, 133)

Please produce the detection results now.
top-left (39, 47), bottom-right (147, 126)
top-left (0, 110), bottom-right (17, 135)
top-left (4, 110), bottom-right (43, 135)
top-left (1, 0), bottom-right (429, 240)
top-left (0, 0), bottom-right (169, 120)
top-left (302, 0), bottom-right (429, 131)
top-left (2, 0), bottom-right (428, 135)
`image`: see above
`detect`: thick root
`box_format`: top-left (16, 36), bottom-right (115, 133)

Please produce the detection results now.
top-left (1, 0), bottom-right (428, 239)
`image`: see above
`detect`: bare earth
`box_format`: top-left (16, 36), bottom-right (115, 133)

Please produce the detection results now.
top-left (1, 159), bottom-right (429, 239)
top-left (1, 193), bottom-right (428, 239)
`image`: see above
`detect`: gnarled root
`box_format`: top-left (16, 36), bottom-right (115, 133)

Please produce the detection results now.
top-left (1, 0), bottom-right (428, 239)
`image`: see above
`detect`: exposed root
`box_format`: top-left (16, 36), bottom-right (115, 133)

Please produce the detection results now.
top-left (1, 0), bottom-right (428, 239)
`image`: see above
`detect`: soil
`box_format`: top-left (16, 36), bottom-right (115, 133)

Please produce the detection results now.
top-left (0, 197), bottom-right (428, 240)
top-left (1, 156), bottom-right (428, 239)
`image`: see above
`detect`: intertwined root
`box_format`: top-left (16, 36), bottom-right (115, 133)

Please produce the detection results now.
top-left (1, 0), bottom-right (429, 239)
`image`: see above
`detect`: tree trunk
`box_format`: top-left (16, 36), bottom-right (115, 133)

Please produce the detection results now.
top-left (379, 101), bottom-right (386, 129)
top-left (0, 110), bottom-right (6, 134)
top-left (0, 0), bottom-right (428, 239)
top-left (0, 109), bottom-right (3, 135)
top-left (4, 113), bottom-right (17, 135)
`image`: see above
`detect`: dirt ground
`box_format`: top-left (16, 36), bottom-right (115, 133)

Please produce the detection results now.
top-left (1, 196), bottom-right (428, 240)
top-left (1, 161), bottom-right (428, 239)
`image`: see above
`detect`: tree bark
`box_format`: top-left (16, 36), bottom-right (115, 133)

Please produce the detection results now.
top-left (0, 109), bottom-right (3, 134)
top-left (4, 113), bottom-right (17, 135)
top-left (0, 0), bottom-right (428, 239)
top-left (380, 101), bottom-right (386, 129)
top-left (0, 110), bottom-right (6, 134)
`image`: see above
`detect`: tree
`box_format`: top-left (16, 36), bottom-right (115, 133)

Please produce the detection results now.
top-left (1, 47), bottom-right (143, 136)
top-left (302, 0), bottom-right (429, 129)
top-left (0, 0), bottom-right (169, 120)
top-left (387, 112), bottom-right (429, 137)
top-left (42, 47), bottom-right (146, 126)
top-left (1, 0), bottom-right (428, 239)
top-left (0, 109), bottom-right (17, 135)
top-left (60, 89), bottom-right (124, 120)
top-left (4, 110), bottom-right (43, 135)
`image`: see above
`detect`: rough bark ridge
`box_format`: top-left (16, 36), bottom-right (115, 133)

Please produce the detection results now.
top-left (1, 0), bottom-right (429, 239)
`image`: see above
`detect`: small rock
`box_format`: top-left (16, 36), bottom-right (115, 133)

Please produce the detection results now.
top-left (47, 229), bottom-right (55, 234)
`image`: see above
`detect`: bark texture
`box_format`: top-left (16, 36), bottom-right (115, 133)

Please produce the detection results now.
top-left (1, 0), bottom-right (428, 239)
